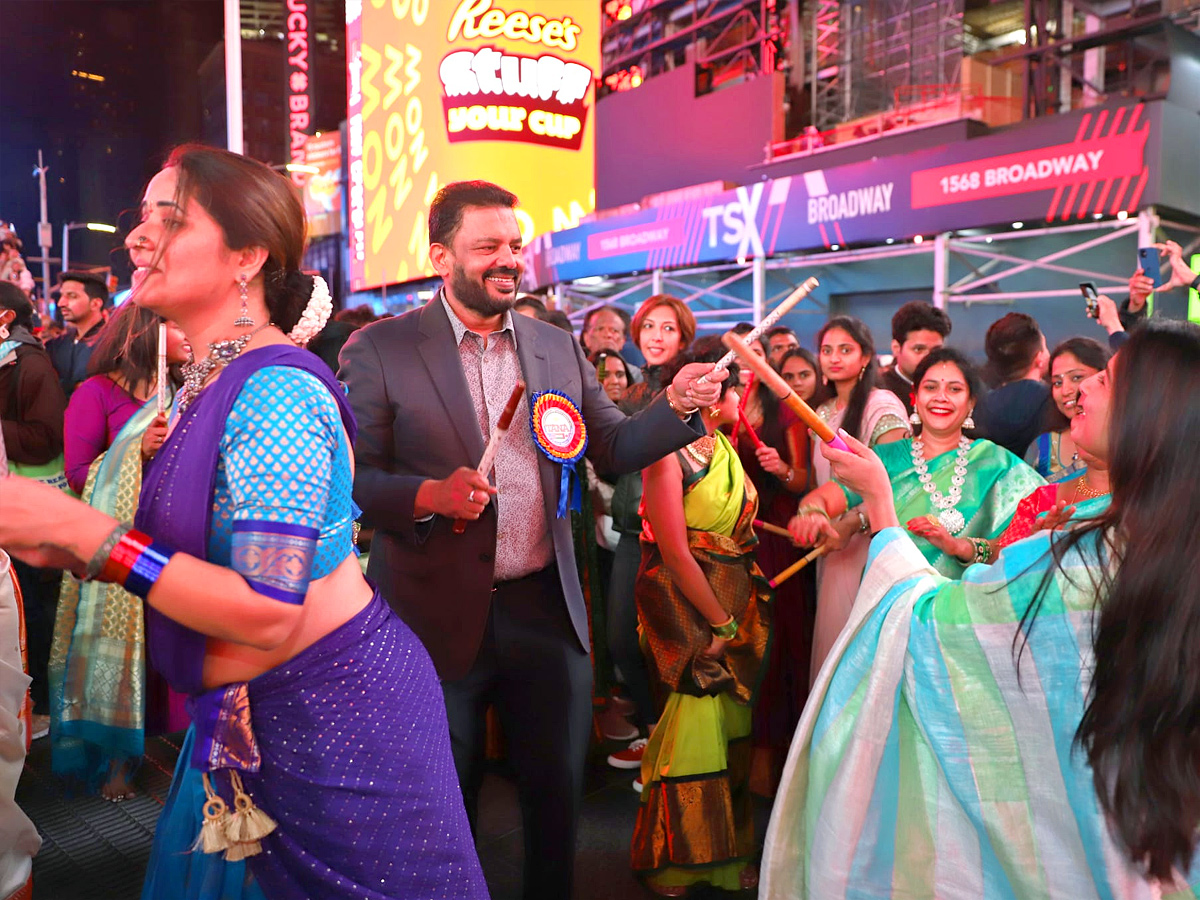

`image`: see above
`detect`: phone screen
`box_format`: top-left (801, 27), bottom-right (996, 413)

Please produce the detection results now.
top-left (1079, 282), bottom-right (1099, 317)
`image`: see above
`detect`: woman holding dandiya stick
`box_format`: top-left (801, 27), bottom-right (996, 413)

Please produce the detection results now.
top-left (0, 146), bottom-right (486, 899)
top-left (788, 348), bottom-right (1042, 677)
top-left (631, 338), bottom-right (772, 896)
top-left (728, 335), bottom-right (816, 796)
top-left (762, 321), bottom-right (1200, 899)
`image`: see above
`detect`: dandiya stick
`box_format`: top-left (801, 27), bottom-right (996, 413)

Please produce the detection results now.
top-left (769, 546), bottom-right (826, 589)
top-left (0, 416), bottom-right (7, 477)
top-left (453, 380), bottom-right (526, 535)
top-left (721, 331), bottom-right (850, 453)
top-left (156, 323), bottom-right (168, 416)
top-left (697, 276), bottom-right (819, 385)
top-left (737, 406), bottom-right (765, 450)
top-left (753, 518), bottom-right (793, 540)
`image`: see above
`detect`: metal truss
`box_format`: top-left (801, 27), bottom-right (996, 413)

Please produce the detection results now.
top-left (550, 211), bottom-right (1200, 326)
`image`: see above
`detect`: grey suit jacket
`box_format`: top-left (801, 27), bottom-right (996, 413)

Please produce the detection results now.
top-left (338, 298), bottom-right (704, 680)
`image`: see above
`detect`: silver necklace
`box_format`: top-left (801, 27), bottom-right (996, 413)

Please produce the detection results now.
top-left (911, 435), bottom-right (971, 534)
top-left (177, 325), bottom-right (268, 412)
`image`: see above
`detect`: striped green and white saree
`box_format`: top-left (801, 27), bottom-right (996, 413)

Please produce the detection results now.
top-left (762, 518), bottom-right (1200, 899)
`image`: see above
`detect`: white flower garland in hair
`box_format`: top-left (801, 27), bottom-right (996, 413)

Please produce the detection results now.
top-left (287, 274), bottom-right (333, 346)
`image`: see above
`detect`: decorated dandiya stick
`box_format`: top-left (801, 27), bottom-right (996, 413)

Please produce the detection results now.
top-left (696, 276), bottom-right (820, 385)
top-left (769, 546), bottom-right (827, 589)
top-left (452, 380), bottom-right (526, 535)
top-left (753, 519), bottom-right (793, 540)
top-left (737, 406), bottom-right (765, 450)
top-left (721, 331), bottom-right (850, 453)
top-left (156, 323), bottom-right (168, 416)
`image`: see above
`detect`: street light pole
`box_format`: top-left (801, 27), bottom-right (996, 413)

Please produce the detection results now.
top-left (33, 150), bottom-right (52, 313)
top-left (225, 0), bottom-right (244, 154)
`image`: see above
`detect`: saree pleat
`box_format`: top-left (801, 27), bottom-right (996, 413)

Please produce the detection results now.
top-left (632, 433), bottom-right (772, 889)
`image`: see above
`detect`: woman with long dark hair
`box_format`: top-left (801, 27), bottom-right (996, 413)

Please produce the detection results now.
top-left (0, 146), bottom-right (485, 899)
top-left (761, 320), bottom-right (1200, 897)
top-left (806, 316), bottom-right (907, 683)
top-left (51, 302), bottom-right (189, 801)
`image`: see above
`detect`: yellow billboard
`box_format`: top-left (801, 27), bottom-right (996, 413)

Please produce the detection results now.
top-left (346, 0), bottom-right (599, 290)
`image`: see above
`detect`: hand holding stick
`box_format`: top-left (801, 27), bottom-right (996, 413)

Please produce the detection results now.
top-left (769, 546), bottom-right (827, 589)
top-left (737, 407), bottom-right (765, 450)
top-left (452, 381), bottom-right (526, 535)
top-left (697, 276), bottom-right (819, 384)
top-left (753, 519), bottom-right (793, 540)
top-left (721, 331), bottom-right (850, 452)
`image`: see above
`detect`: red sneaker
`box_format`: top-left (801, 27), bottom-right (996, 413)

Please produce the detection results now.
top-left (606, 737), bottom-right (648, 770)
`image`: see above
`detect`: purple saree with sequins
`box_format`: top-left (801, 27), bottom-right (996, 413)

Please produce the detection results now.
top-left (136, 346), bottom-right (488, 900)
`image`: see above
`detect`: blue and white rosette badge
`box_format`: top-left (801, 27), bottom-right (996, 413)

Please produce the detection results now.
top-left (530, 390), bottom-right (588, 518)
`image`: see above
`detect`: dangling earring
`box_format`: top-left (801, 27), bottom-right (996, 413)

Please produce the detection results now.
top-left (909, 411), bottom-right (921, 426)
top-left (963, 410), bottom-right (976, 430)
top-left (0, 320), bottom-right (8, 341)
top-left (234, 274), bottom-right (254, 328)
top-left (708, 405), bottom-right (721, 419)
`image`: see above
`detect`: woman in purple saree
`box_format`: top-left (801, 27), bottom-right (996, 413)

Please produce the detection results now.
top-left (0, 146), bottom-right (487, 900)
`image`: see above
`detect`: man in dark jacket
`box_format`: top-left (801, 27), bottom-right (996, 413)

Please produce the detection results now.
top-left (46, 271), bottom-right (107, 398)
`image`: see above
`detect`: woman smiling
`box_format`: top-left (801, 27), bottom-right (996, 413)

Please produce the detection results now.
top-left (791, 348), bottom-right (1043, 676)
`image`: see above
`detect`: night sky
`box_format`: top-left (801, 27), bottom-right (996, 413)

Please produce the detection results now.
top-left (0, 0), bottom-right (224, 285)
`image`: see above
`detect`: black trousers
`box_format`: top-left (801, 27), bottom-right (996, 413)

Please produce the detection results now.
top-left (442, 565), bottom-right (593, 900)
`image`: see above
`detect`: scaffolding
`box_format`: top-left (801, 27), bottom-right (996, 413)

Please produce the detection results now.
top-left (806, 0), bottom-right (964, 132)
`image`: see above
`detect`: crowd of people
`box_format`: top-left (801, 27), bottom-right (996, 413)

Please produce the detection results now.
top-left (0, 154), bottom-right (1198, 900)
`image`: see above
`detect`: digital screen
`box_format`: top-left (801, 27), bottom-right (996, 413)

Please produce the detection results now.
top-left (345, 0), bottom-right (599, 290)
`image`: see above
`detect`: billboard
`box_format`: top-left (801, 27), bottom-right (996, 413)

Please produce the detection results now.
top-left (301, 131), bottom-right (342, 238)
top-left (523, 100), bottom-right (1161, 288)
top-left (345, 0), bottom-right (599, 290)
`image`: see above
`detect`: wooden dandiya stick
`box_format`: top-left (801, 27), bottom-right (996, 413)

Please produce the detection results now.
top-left (752, 518), bottom-right (792, 540)
top-left (721, 331), bottom-right (850, 453)
top-left (453, 380), bottom-right (526, 535)
top-left (697, 276), bottom-right (819, 385)
top-left (769, 546), bottom-right (827, 589)
top-left (736, 405), bottom-right (765, 450)
top-left (156, 323), bottom-right (168, 416)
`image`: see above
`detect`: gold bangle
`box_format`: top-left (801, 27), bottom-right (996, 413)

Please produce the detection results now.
top-left (665, 384), bottom-right (699, 419)
top-left (710, 615), bottom-right (738, 640)
top-left (796, 503), bottom-right (830, 521)
top-left (968, 537), bottom-right (991, 565)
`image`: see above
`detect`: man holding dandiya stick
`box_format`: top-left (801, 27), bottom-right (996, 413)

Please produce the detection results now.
top-left (337, 180), bottom-right (726, 900)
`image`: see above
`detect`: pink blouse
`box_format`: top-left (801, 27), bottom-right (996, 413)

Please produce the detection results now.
top-left (63, 375), bottom-right (143, 494)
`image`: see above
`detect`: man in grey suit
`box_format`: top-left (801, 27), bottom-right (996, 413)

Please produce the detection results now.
top-left (338, 181), bottom-right (725, 900)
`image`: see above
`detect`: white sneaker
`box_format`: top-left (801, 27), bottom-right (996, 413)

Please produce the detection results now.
top-left (607, 737), bottom-right (648, 770)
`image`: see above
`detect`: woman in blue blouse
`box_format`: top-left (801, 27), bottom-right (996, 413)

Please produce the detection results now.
top-left (0, 146), bottom-right (487, 900)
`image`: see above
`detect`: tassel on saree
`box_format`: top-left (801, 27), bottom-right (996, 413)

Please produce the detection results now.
top-left (194, 773), bottom-right (232, 854)
top-left (216, 769), bottom-right (277, 860)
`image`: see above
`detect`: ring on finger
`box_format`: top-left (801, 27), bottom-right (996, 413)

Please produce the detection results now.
top-left (468, 489), bottom-right (476, 503)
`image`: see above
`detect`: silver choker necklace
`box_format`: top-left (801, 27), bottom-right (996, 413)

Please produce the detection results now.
top-left (177, 325), bottom-right (267, 412)
top-left (911, 435), bottom-right (971, 534)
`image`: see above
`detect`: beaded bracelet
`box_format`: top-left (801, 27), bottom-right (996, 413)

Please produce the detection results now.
top-left (98, 528), bottom-right (177, 599)
top-left (710, 616), bottom-right (738, 640)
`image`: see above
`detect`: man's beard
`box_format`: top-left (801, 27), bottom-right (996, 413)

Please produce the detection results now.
top-left (448, 263), bottom-right (521, 318)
